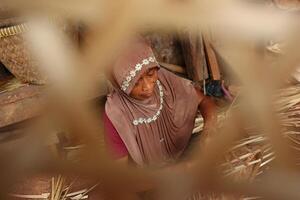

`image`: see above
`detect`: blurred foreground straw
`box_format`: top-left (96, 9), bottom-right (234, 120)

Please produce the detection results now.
top-left (1, 0), bottom-right (300, 199)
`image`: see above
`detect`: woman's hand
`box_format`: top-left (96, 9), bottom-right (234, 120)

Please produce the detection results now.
top-left (195, 87), bottom-right (217, 134)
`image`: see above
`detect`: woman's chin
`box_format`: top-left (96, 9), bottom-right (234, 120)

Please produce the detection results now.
top-left (138, 92), bottom-right (154, 100)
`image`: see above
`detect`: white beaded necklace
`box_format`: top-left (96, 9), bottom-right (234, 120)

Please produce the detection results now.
top-left (132, 80), bottom-right (164, 126)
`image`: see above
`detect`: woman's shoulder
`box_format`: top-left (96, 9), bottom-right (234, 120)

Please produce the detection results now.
top-left (158, 67), bottom-right (193, 87)
top-left (159, 67), bottom-right (192, 81)
top-left (158, 67), bottom-right (172, 79)
top-left (105, 91), bottom-right (125, 115)
top-left (158, 68), bottom-right (176, 84)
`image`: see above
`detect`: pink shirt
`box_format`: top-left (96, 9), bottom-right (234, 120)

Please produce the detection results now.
top-left (103, 112), bottom-right (128, 159)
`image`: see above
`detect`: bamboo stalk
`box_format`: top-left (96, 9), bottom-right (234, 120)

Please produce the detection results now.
top-left (9, 193), bottom-right (50, 199)
top-left (62, 177), bottom-right (79, 200)
top-left (54, 177), bottom-right (64, 200)
top-left (66, 189), bottom-right (88, 197)
top-left (77, 183), bottom-right (100, 200)
top-left (51, 177), bottom-right (54, 200)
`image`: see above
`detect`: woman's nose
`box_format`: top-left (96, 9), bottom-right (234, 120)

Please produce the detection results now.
top-left (142, 78), bottom-right (152, 92)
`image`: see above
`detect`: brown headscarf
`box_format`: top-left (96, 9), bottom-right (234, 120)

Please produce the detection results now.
top-left (105, 38), bottom-right (199, 166)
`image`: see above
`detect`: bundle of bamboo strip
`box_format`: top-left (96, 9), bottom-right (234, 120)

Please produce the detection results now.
top-left (199, 84), bottom-right (300, 200)
top-left (9, 176), bottom-right (99, 200)
top-left (219, 84), bottom-right (300, 180)
top-left (50, 176), bottom-right (99, 200)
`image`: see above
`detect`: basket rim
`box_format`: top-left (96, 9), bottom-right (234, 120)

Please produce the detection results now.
top-left (0, 23), bottom-right (27, 38)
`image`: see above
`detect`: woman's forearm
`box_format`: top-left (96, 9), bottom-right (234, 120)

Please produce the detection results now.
top-left (199, 96), bottom-right (217, 132)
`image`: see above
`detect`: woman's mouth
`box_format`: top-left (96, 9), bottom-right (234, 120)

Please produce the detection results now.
top-left (142, 91), bottom-right (153, 98)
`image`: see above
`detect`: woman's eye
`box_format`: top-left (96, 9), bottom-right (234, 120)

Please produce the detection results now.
top-left (137, 79), bottom-right (143, 85)
top-left (147, 70), bottom-right (155, 76)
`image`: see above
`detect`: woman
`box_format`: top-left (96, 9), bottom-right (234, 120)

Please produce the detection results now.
top-left (104, 38), bottom-right (216, 168)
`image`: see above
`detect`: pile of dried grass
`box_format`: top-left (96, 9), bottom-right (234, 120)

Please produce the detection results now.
top-left (10, 175), bottom-right (99, 200)
top-left (210, 84), bottom-right (300, 199)
top-left (222, 84), bottom-right (300, 175)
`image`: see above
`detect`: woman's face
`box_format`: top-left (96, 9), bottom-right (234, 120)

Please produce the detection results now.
top-left (130, 67), bottom-right (159, 100)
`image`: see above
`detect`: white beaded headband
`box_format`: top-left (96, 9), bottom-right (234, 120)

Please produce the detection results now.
top-left (121, 56), bottom-right (158, 92)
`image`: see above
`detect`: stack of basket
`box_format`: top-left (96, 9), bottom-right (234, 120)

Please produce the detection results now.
top-left (0, 11), bottom-right (79, 85)
top-left (0, 13), bottom-right (48, 85)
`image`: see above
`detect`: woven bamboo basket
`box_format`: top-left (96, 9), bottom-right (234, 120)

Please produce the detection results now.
top-left (0, 17), bottom-right (48, 85)
top-left (0, 16), bottom-right (79, 85)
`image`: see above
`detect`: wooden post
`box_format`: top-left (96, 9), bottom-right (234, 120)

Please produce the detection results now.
top-left (203, 36), bottom-right (221, 81)
top-left (179, 29), bottom-right (208, 82)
